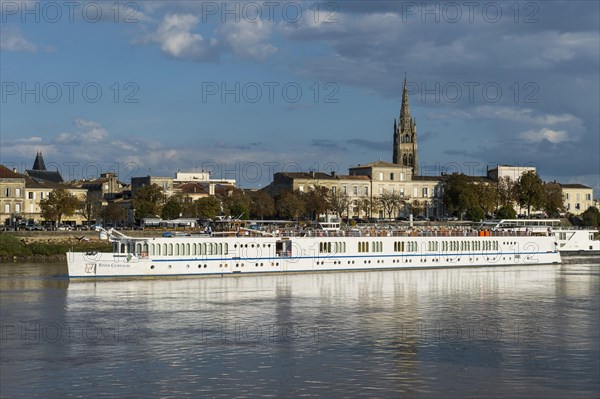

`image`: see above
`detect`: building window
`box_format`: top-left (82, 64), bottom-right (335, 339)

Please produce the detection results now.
top-left (4, 204), bottom-right (9, 213)
top-left (390, 173), bottom-right (394, 180)
top-left (413, 187), bottom-right (418, 197)
top-left (28, 192), bottom-right (34, 200)
top-left (4, 188), bottom-right (9, 197)
top-left (299, 185), bottom-right (304, 192)
top-left (342, 186), bottom-right (347, 194)
top-left (586, 194), bottom-right (592, 201)
top-left (422, 188), bottom-right (428, 197)
top-left (40, 192), bottom-right (44, 199)
top-left (565, 193), bottom-right (569, 200)
top-left (364, 186), bottom-right (368, 196)
top-left (400, 172), bottom-right (404, 181)
top-left (576, 203), bottom-right (580, 210)
top-left (379, 172), bottom-right (383, 181)
top-left (353, 186), bottom-right (358, 196)
top-left (15, 203), bottom-right (20, 213)
top-left (15, 188), bottom-right (21, 197)
top-left (400, 188), bottom-right (405, 197)
top-left (379, 186), bottom-right (383, 194)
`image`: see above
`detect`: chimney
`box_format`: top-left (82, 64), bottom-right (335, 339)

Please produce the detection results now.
top-left (330, 171), bottom-right (336, 178)
top-left (310, 171), bottom-right (315, 178)
top-left (12, 168), bottom-right (17, 173)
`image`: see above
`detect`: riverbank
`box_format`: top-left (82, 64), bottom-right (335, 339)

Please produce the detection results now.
top-left (0, 233), bottom-right (111, 262)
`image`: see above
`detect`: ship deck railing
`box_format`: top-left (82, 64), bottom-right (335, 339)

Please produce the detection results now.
top-left (274, 229), bottom-right (551, 238)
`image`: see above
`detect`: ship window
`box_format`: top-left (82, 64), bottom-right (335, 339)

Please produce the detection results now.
top-left (174, 244), bottom-right (179, 256)
top-left (224, 243), bottom-right (228, 255)
top-left (121, 243), bottom-right (126, 253)
top-left (186, 243), bottom-right (190, 255)
top-left (169, 244), bottom-right (173, 256)
top-left (192, 244), bottom-right (197, 256)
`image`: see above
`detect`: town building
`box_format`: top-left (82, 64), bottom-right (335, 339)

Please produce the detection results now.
top-left (0, 165), bottom-right (25, 226)
top-left (560, 183), bottom-right (594, 215)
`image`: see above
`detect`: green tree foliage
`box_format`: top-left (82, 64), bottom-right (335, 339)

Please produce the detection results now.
top-left (100, 202), bottom-right (127, 224)
top-left (248, 191), bottom-right (275, 220)
top-left (191, 196), bottom-right (222, 219)
top-left (222, 191), bottom-right (251, 219)
top-left (39, 188), bottom-right (79, 225)
top-left (134, 184), bottom-right (165, 221)
top-left (161, 195), bottom-right (184, 220)
top-left (581, 206), bottom-right (600, 227)
top-left (442, 174), bottom-right (476, 217)
top-left (465, 207), bottom-right (485, 222)
top-left (496, 205), bottom-right (517, 219)
top-left (276, 190), bottom-right (306, 220)
top-left (304, 186), bottom-right (330, 221)
top-left (497, 176), bottom-right (517, 207)
top-left (515, 171), bottom-right (544, 216)
top-left (542, 183), bottom-right (565, 217)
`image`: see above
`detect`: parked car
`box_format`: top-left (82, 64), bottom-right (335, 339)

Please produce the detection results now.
top-left (25, 224), bottom-right (42, 231)
top-left (57, 224), bottom-right (72, 231)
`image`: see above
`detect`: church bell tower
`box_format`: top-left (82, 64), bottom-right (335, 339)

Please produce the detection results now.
top-left (392, 77), bottom-right (418, 175)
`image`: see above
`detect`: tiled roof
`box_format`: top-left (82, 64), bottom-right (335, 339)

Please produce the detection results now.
top-left (559, 183), bottom-right (591, 189)
top-left (25, 169), bottom-right (64, 183)
top-left (350, 161), bottom-right (405, 169)
top-left (0, 165), bottom-right (24, 179)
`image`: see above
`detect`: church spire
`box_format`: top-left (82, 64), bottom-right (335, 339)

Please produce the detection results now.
top-left (400, 77), bottom-right (410, 125)
top-left (32, 151), bottom-right (47, 171)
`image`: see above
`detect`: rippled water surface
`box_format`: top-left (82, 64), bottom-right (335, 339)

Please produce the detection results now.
top-left (1, 259), bottom-right (599, 398)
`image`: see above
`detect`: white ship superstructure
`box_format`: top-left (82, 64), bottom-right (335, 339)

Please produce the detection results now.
top-left (67, 227), bottom-right (561, 278)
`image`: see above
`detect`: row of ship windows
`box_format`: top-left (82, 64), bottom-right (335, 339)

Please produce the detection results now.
top-left (117, 242), bottom-right (230, 256)
top-left (319, 242), bottom-right (347, 253)
top-left (315, 240), bottom-right (502, 254)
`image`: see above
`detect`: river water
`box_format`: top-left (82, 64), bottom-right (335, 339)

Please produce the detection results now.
top-left (1, 259), bottom-right (598, 398)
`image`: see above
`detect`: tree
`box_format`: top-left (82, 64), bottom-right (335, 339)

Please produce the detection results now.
top-left (465, 207), bottom-right (485, 222)
top-left (79, 192), bottom-right (98, 226)
top-left (543, 182), bottom-right (564, 217)
top-left (378, 191), bottom-right (403, 219)
top-left (515, 171), bottom-right (544, 216)
top-left (276, 190), bottom-right (306, 220)
top-left (474, 183), bottom-right (498, 217)
top-left (496, 205), bottom-right (517, 219)
top-left (40, 188), bottom-right (79, 226)
top-left (304, 186), bottom-right (330, 221)
top-left (581, 206), bottom-right (600, 227)
top-left (100, 202), bottom-right (127, 225)
top-left (222, 191), bottom-right (250, 219)
top-left (161, 195), bottom-right (184, 220)
top-left (249, 191), bottom-right (275, 220)
top-left (357, 198), bottom-right (372, 219)
top-left (442, 174), bottom-right (476, 218)
top-left (191, 196), bottom-right (221, 219)
top-left (134, 184), bottom-right (165, 221)
top-left (411, 200), bottom-right (425, 216)
top-left (497, 176), bottom-right (516, 208)
top-left (329, 191), bottom-right (350, 219)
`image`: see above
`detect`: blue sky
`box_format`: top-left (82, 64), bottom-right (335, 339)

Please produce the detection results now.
top-left (1, 0), bottom-right (598, 194)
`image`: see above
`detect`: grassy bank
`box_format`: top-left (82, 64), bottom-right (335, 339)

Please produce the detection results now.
top-left (0, 233), bottom-right (112, 261)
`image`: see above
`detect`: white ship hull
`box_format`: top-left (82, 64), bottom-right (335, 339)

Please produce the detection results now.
top-left (67, 234), bottom-right (561, 278)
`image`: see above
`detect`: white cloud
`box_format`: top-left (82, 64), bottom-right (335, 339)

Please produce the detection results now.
top-left (56, 119), bottom-right (108, 143)
top-left (153, 13), bottom-right (217, 61)
top-left (519, 127), bottom-right (569, 144)
top-left (475, 106), bottom-right (579, 126)
top-left (219, 19), bottom-right (277, 60)
top-left (0, 26), bottom-right (37, 52)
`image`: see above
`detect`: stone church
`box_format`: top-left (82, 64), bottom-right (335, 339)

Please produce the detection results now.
top-left (392, 78), bottom-right (418, 175)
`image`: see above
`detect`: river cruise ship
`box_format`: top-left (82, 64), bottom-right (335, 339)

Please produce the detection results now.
top-left (67, 225), bottom-right (561, 278)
